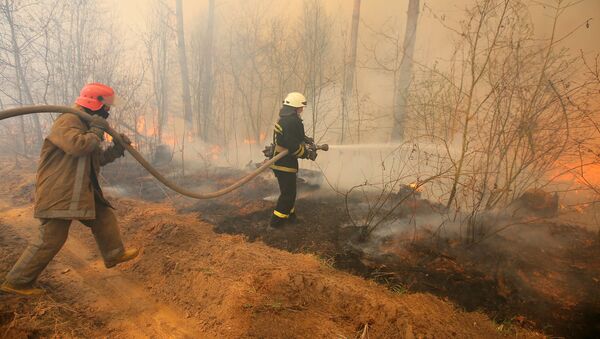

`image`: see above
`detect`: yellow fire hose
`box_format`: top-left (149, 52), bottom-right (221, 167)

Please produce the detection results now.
top-left (0, 105), bottom-right (289, 199)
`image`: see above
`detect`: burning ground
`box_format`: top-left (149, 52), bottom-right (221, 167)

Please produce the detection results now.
top-left (0, 156), bottom-right (591, 338)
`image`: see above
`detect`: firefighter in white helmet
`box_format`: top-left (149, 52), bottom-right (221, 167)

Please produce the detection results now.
top-left (269, 92), bottom-right (317, 228)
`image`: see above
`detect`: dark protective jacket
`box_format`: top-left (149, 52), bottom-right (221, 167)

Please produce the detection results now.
top-left (34, 108), bottom-right (125, 220)
top-left (270, 106), bottom-right (307, 173)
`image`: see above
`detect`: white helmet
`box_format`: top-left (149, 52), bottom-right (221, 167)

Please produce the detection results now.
top-left (283, 92), bottom-right (307, 108)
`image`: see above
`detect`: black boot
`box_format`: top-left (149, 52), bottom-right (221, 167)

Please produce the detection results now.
top-left (288, 212), bottom-right (299, 224)
top-left (270, 214), bottom-right (287, 229)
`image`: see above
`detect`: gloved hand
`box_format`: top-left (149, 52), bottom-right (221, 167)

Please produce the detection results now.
top-left (262, 144), bottom-right (275, 158)
top-left (89, 115), bottom-right (109, 140)
top-left (305, 146), bottom-right (318, 161)
top-left (303, 136), bottom-right (317, 160)
top-left (113, 133), bottom-right (131, 157)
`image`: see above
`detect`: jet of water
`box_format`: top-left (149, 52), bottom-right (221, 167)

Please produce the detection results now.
top-left (327, 143), bottom-right (404, 150)
top-left (326, 143), bottom-right (458, 156)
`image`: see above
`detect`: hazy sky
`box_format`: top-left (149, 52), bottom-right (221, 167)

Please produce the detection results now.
top-left (108, 0), bottom-right (600, 54)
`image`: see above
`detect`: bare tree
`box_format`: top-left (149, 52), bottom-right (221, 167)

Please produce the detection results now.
top-left (144, 0), bottom-right (173, 144)
top-left (340, 0), bottom-right (361, 143)
top-left (391, 0), bottom-right (420, 141)
top-left (299, 0), bottom-right (335, 139)
top-left (403, 0), bottom-right (596, 227)
top-left (0, 0), bottom-right (45, 150)
top-left (346, 0), bottom-right (598, 244)
top-left (197, 0), bottom-right (216, 140)
top-left (217, 1), bottom-right (302, 152)
top-left (176, 0), bottom-right (193, 127)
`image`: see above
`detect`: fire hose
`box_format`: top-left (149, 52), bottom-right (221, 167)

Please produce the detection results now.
top-left (0, 105), bottom-right (328, 199)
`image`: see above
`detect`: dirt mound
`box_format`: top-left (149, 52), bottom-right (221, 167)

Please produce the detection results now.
top-left (117, 199), bottom-right (519, 338)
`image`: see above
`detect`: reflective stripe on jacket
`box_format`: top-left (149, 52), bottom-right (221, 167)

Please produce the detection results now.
top-left (270, 109), bottom-right (306, 173)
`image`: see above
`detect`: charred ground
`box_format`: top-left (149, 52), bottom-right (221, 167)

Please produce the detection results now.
top-left (127, 164), bottom-right (600, 338)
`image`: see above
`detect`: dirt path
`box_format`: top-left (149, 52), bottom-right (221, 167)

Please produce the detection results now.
top-left (0, 204), bottom-right (199, 338)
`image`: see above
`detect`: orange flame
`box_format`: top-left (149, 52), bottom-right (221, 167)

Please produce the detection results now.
top-left (243, 132), bottom-right (268, 145)
top-left (137, 116), bottom-right (147, 133)
top-left (547, 160), bottom-right (600, 186)
top-left (409, 182), bottom-right (422, 192)
top-left (208, 145), bottom-right (222, 160)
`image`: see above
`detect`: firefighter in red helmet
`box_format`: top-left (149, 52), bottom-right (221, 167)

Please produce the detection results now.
top-left (1, 83), bottom-right (139, 296)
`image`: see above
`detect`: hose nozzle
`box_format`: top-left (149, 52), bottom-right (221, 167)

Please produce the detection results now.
top-left (317, 144), bottom-right (329, 151)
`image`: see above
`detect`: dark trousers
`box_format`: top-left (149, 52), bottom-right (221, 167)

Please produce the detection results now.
top-left (273, 170), bottom-right (297, 218)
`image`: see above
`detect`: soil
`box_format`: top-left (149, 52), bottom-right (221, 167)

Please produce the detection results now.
top-left (0, 157), bottom-right (552, 338)
top-left (165, 166), bottom-right (600, 338)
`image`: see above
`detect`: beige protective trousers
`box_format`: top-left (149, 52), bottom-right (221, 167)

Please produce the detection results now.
top-left (5, 202), bottom-right (124, 287)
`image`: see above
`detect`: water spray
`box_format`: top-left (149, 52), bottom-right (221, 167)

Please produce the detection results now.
top-left (327, 142), bottom-right (458, 156)
top-left (327, 143), bottom-right (402, 150)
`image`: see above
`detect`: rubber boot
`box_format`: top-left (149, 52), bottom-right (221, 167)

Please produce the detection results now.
top-left (105, 248), bottom-right (140, 268)
top-left (0, 281), bottom-right (44, 296)
top-left (270, 215), bottom-right (287, 229)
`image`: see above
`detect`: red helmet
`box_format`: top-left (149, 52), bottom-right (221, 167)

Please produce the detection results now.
top-left (75, 83), bottom-right (116, 111)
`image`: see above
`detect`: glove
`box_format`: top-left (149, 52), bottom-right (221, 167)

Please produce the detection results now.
top-left (262, 144), bottom-right (275, 158)
top-left (306, 147), bottom-right (318, 161)
top-left (303, 137), bottom-right (317, 160)
top-left (89, 116), bottom-right (109, 140)
top-left (113, 133), bottom-right (131, 157)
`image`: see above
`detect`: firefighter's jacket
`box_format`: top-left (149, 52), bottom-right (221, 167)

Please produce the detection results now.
top-left (271, 109), bottom-right (307, 173)
top-left (34, 111), bottom-right (124, 220)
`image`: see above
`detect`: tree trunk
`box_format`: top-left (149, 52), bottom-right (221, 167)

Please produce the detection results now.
top-left (345, 0), bottom-right (361, 97)
top-left (199, 0), bottom-right (215, 140)
top-left (158, 31), bottom-right (169, 143)
top-left (4, 1), bottom-right (43, 149)
top-left (391, 0), bottom-right (419, 141)
top-left (176, 0), bottom-right (193, 127)
top-left (340, 0), bottom-right (361, 143)
top-left (18, 65), bottom-right (43, 148)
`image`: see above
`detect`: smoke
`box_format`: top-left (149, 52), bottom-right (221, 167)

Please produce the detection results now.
top-left (305, 140), bottom-right (457, 198)
top-left (357, 202), bottom-right (595, 256)
top-left (124, 0), bottom-right (597, 151)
